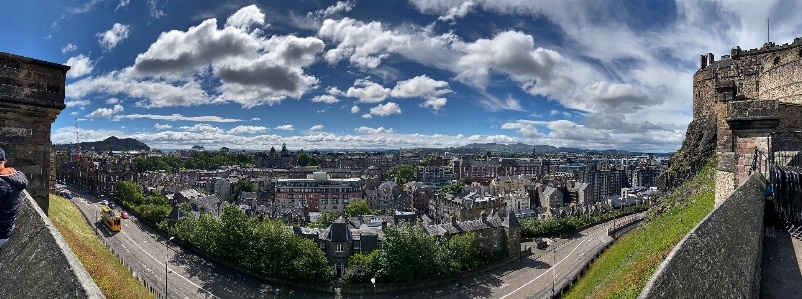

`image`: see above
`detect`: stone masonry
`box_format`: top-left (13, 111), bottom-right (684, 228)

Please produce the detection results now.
top-left (694, 39), bottom-right (802, 204)
top-left (0, 52), bottom-right (70, 213)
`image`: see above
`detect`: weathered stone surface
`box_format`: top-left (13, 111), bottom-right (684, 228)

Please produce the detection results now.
top-left (640, 172), bottom-right (765, 299)
top-left (0, 52), bottom-right (69, 213)
top-left (0, 191), bottom-right (104, 298)
top-left (656, 117), bottom-right (716, 193)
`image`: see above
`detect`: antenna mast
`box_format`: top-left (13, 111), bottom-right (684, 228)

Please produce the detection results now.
top-left (74, 118), bottom-right (82, 161)
top-left (768, 18), bottom-right (770, 43)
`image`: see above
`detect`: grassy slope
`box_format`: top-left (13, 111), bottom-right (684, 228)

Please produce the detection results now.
top-left (49, 194), bottom-right (156, 299)
top-left (563, 156), bottom-right (715, 299)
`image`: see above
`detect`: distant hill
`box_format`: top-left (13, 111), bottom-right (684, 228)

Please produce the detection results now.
top-left (452, 143), bottom-right (660, 156)
top-left (55, 136), bottom-right (150, 152)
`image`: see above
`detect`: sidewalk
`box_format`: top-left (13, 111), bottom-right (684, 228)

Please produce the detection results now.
top-left (760, 228), bottom-right (802, 299)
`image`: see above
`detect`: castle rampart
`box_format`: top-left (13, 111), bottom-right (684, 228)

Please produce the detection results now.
top-left (693, 38), bottom-right (802, 204)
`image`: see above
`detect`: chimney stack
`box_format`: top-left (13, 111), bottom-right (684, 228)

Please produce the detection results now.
top-left (700, 55), bottom-right (708, 69)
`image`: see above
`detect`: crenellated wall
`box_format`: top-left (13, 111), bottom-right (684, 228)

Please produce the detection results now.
top-left (0, 52), bottom-right (70, 213)
top-left (692, 39), bottom-right (802, 204)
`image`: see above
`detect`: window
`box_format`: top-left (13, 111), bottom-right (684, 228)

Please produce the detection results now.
top-left (319, 241), bottom-right (325, 250)
top-left (354, 241), bottom-right (361, 251)
top-left (336, 243), bottom-right (344, 252)
top-left (321, 194), bottom-right (327, 199)
top-left (738, 83), bottom-right (743, 93)
top-left (343, 194), bottom-right (349, 199)
top-left (332, 198), bottom-right (338, 205)
top-left (322, 199), bottom-right (328, 205)
top-left (333, 205), bottom-right (338, 210)
top-left (756, 81), bottom-right (760, 92)
top-left (288, 194), bottom-right (294, 199)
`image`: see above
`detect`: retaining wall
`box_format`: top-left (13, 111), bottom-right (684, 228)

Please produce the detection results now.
top-left (639, 172), bottom-right (765, 299)
top-left (0, 191), bottom-right (103, 298)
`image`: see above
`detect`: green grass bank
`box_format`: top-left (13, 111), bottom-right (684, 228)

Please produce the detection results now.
top-left (563, 155), bottom-right (716, 299)
top-left (48, 194), bottom-right (156, 299)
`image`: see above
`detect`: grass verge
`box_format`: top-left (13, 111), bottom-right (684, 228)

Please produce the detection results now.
top-left (49, 194), bottom-right (156, 299)
top-left (563, 155), bottom-right (716, 299)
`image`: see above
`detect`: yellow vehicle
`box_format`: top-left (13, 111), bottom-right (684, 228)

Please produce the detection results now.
top-left (101, 206), bottom-right (122, 232)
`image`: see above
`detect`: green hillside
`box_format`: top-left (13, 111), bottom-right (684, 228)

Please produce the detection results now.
top-left (563, 154), bottom-right (715, 299)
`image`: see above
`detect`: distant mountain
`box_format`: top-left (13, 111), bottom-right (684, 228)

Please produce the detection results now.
top-left (54, 136), bottom-right (150, 152)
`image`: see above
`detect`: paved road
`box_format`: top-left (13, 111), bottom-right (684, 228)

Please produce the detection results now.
top-left (344, 213), bottom-right (645, 299)
top-left (63, 185), bottom-right (328, 299)
top-left (61, 184), bottom-right (642, 299)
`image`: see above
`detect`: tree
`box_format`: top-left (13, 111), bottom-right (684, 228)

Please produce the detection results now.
top-left (439, 184), bottom-right (462, 194)
top-left (346, 199), bottom-right (373, 217)
top-left (296, 152), bottom-right (313, 166)
top-left (378, 224), bottom-right (443, 282)
top-left (386, 164), bottom-right (415, 185)
top-left (116, 181), bottom-right (144, 208)
top-left (307, 211), bottom-right (342, 228)
top-left (231, 179), bottom-right (255, 202)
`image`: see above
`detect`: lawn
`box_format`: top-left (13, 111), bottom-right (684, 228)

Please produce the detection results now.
top-left (563, 156), bottom-right (716, 299)
top-left (49, 194), bottom-right (156, 299)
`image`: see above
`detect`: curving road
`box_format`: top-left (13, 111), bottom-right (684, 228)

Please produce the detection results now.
top-left (62, 184), bottom-right (643, 299)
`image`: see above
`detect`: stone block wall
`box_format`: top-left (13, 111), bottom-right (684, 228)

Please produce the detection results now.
top-left (639, 172), bottom-right (765, 299)
top-left (0, 52), bottom-right (69, 213)
top-left (0, 190), bottom-right (104, 298)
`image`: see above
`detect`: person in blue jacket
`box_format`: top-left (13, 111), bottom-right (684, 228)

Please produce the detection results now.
top-left (0, 148), bottom-right (28, 249)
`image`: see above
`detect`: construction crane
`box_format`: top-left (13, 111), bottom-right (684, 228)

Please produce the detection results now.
top-left (75, 118), bottom-right (81, 161)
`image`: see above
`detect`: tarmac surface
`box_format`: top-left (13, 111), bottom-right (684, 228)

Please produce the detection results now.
top-left (760, 226), bottom-right (802, 299)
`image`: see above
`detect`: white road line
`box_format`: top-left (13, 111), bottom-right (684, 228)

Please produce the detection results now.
top-left (119, 226), bottom-right (221, 298)
top-left (500, 234), bottom-right (592, 299)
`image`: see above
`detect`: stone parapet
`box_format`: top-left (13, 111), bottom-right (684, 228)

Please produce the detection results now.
top-left (0, 52), bottom-right (69, 213)
top-left (0, 191), bottom-right (104, 298)
top-left (640, 172), bottom-right (765, 299)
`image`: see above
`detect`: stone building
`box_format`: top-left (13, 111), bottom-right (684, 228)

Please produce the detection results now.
top-left (1, 52), bottom-right (70, 212)
top-left (429, 191), bottom-right (507, 223)
top-left (695, 38), bottom-right (802, 204)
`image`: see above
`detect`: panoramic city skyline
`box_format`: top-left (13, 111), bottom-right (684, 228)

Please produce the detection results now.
top-left (3, 0), bottom-right (800, 152)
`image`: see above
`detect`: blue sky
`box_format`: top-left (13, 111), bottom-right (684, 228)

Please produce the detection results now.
top-left (4, 0), bottom-right (802, 152)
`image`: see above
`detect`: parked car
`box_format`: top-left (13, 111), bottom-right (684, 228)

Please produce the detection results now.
top-left (101, 199), bottom-right (108, 206)
top-left (120, 211), bottom-right (129, 219)
top-left (66, 193), bottom-right (73, 200)
top-left (109, 202), bottom-right (116, 209)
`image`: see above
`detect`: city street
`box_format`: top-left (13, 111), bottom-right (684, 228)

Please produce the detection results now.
top-left (62, 184), bottom-right (642, 299)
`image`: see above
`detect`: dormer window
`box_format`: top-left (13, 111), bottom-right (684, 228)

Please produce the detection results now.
top-left (336, 243), bottom-right (344, 252)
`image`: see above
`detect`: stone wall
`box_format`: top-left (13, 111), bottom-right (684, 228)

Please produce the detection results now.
top-left (0, 190), bottom-right (104, 298)
top-left (639, 172), bottom-right (765, 299)
top-left (0, 52), bottom-right (69, 213)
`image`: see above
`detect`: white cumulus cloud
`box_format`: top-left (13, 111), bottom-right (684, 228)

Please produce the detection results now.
top-left (86, 104), bottom-right (124, 118)
top-left (275, 124), bottom-right (294, 130)
top-left (229, 125), bottom-right (268, 134)
top-left (346, 79), bottom-right (390, 103)
top-left (368, 102), bottom-right (402, 117)
top-left (61, 43), bottom-right (77, 53)
top-left (309, 125), bottom-right (324, 131)
top-left (355, 126), bottom-right (394, 134)
top-left (311, 95), bottom-right (340, 103)
top-left (96, 23), bottom-right (130, 52)
top-left (65, 54), bottom-right (95, 78)
top-left (154, 123), bottom-right (172, 129)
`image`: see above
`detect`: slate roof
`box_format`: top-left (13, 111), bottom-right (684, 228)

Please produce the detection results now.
top-left (423, 217), bottom-right (505, 237)
top-left (358, 234), bottom-right (380, 252)
top-left (328, 222), bottom-right (353, 242)
top-left (189, 194), bottom-right (222, 217)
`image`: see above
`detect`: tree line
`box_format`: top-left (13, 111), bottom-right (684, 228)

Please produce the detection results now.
top-left (132, 151), bottom-right (254, 172)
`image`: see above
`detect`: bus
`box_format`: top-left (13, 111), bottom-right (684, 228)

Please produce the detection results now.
top-left (101, 206), bottom-right (122, 232)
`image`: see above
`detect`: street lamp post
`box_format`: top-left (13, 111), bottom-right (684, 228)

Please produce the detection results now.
top-left (165, 236), bottom-right (174, 298)
top-left (371, 277), bottom-right (376, 299)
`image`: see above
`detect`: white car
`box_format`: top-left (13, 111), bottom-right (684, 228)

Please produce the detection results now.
top-left (101, 200), bottom-right (109, 206)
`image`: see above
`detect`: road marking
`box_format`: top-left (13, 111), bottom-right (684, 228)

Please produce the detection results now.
top-left (119, 227), bottom-right (221, 298)
top-left (500, 234), bottom-right (591, 299)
